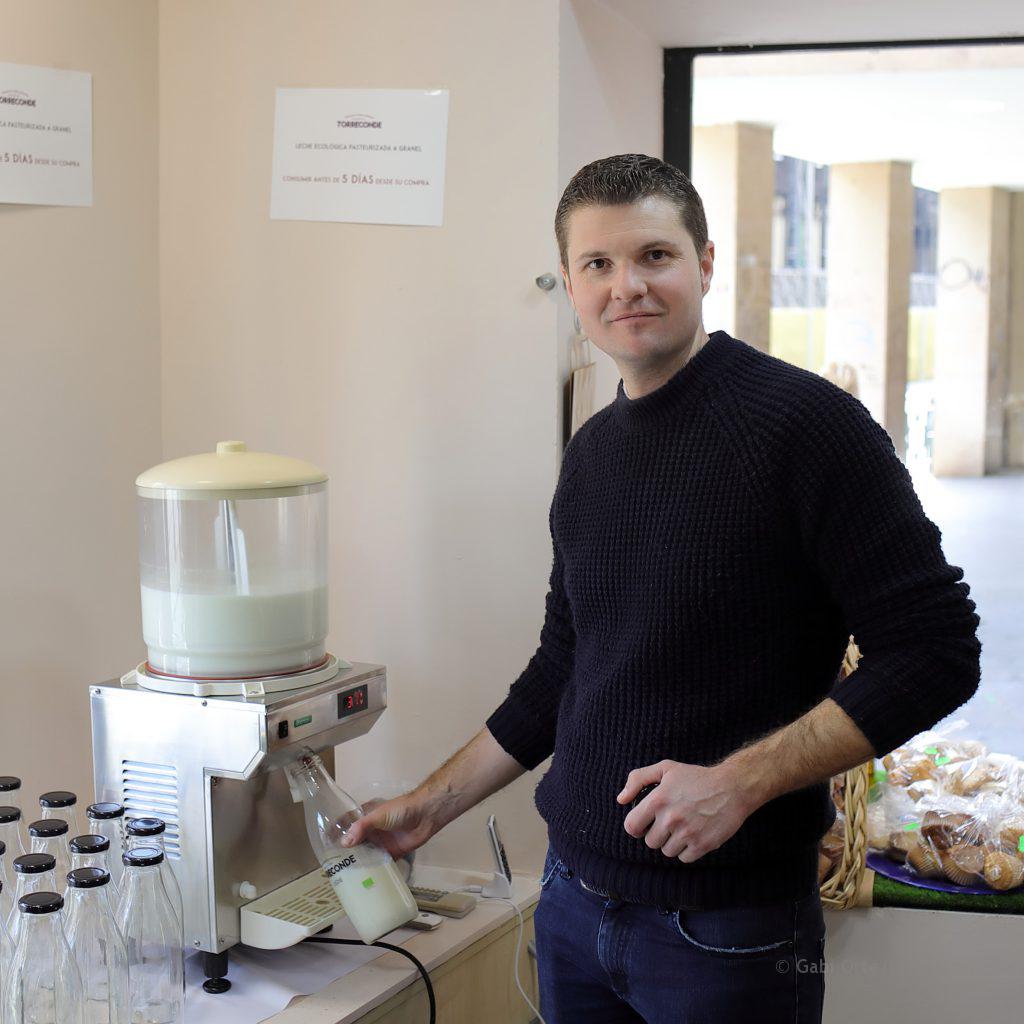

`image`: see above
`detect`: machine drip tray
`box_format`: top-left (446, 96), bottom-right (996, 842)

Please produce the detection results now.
top-left (240, 869), bottom-right (345, 949)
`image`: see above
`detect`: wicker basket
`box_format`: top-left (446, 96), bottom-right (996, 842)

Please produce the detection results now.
top-left (818, 641), bottom-right (875, 910)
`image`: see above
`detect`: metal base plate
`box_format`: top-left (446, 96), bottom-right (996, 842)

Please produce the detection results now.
top-left (125, 654), bottom-right (351, 698)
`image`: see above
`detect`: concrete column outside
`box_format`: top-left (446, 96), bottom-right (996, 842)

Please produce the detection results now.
top-left (933, 188), bottom-right (1011, 476)
top-left (691, 123), bottom-right (774, 351)
top-left (824, 162), bottom-right (913, 459)
top-left (1007, 191), bottom-right (1024, 468)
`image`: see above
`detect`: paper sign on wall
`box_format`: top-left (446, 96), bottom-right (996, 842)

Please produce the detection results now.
top-left (270, 88), bottom-right (449, 226)
top-left (0, 62), bottom-right (92, 207)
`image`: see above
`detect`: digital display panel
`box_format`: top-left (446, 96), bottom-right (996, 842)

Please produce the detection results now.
top-left (338, 684), bottom-right (369, 720)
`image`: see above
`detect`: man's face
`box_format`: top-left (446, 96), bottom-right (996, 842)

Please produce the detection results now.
top-left (561, 196), bottom-right (714, 371)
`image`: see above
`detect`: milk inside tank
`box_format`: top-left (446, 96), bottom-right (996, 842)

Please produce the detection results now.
top-left (136, 441), bottom-right (328, 679)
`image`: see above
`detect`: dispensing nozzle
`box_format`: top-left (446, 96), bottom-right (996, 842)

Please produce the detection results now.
top-left (282, 748), bottom-right (318, 803)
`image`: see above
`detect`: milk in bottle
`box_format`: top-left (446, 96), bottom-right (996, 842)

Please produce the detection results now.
top-left (285, 754), bottom-right (417, 944)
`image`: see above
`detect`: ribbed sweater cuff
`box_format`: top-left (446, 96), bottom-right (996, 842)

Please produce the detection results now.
top-left (827, 664), bottom-right (908, 757)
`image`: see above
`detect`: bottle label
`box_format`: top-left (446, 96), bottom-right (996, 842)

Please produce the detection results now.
top-left (323, 843), bottom-right (381, 880)
top-left (321, 847), bottom-right (417, 944)
top-left (325, 853), bottom-right (359, 878)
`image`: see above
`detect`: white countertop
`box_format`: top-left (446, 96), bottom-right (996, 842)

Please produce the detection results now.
top-left (184, 866), bottom-right (541, 1024)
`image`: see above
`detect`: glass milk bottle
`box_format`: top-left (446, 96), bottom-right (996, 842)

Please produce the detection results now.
top-left (117, 848), bottom-right (183, 1024)
top-left (3, 891), bottom-right (85, 1024)
top-left (124, 819), bottom-right (181, 935)
top-left (285, 753), bottom-right (417, 944)
top-left (65, 868), bottom-right (130, 1024)
top-left (40, 791), bottom-right (82, 837)
top-left (136, 441), bottom-right (328, 680)
top-left (29, 818), bottom-right (72, 885)
top-left (0, 879), bottom-right (12, 995)
top-left (69, 836), bottom-right (121, 902)
top-left (7, 853), bottom-right (57, 941)
top-left (0, 803), bottom-right (27, 860)
top-left (0, 779), bottom-right (26, 854)
top-left (86, 804), bottom-right (125, 888)
top-left (0, 841), bottom-right (12, 922)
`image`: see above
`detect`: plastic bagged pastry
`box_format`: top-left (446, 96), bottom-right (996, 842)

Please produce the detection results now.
top-left (871, 721), bottom-right (1024, 893)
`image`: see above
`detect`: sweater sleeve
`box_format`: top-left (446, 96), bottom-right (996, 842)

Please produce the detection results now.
top-left (785, 385), bottom-right (981, 757)
top-left (485, 500), bottom-right (577, 771)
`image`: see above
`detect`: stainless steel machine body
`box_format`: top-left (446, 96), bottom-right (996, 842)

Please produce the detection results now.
top-left (90, 661), bottom-right (386, 955)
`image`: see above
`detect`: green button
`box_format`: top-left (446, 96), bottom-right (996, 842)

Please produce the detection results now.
top-left (362, 877), bottom-right (375, 889)
top-left (1018, 836), bottom-right (1024, 854)
top-left (294, 715), bottom-right (313, 728)
top-left (902, 821), bottom-right (921, 831)
top-left (935, 755), bottom-right (951, 766)
top-left (925, 746), bottom-right (938, 755)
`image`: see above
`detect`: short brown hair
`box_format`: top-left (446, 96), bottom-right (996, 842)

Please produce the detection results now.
top-left (555, 154), bottom-right (708, 271)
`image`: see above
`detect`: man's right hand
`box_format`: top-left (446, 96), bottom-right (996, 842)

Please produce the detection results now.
top-left (342, 792), bottom-right (439, 860)
top-left (339, 726), bottom-right (526, 860)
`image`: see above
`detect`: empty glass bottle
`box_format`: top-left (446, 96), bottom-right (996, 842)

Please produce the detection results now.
top-left (85, 804), bottom-right (125, 887)
top-left (125, 818), bottom-right (182, 936)
top-left (0, 804), bottom-right (27, 860)
top-left (39, 791), bottom-right (82, 837)
top-left (0, 840), bottom-right (12, 922)
top-left (29, 818), bottom-right (72, 884)
top-left (285, 753), bottom-right (418, 943)
top-left (0, 777), bottom-right (22, 803)
top-left (69, 835), bottom-right (121, 902)
top-left (3, 890), bottom-right (85, 1024)
top-left (0, 880), bottom-right (12, 1005)
top-left (7, 852), bottom-right (57, 941)
top-left (117, 847), bottom-right (183, 1024)
top-left (65, 868), bottom-right (130, 1024)
top-left (39, 791), bottom-right (81, 835)
top-left (0, 777), bottom-right (23, 847)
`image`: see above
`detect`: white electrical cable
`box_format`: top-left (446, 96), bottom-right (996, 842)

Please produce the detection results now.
top-left (460, 886), bottom-right (547, 1024)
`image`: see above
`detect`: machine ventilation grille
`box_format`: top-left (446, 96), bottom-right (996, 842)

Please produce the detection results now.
top-left (121, 760), bottom-right (182, 860)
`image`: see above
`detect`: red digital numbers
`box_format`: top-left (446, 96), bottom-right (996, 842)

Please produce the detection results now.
top-left (338, 685), bottom-right (368, 719)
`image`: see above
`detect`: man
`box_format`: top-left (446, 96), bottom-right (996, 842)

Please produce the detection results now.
top-left (343, 154), bottom-right (981, 1022)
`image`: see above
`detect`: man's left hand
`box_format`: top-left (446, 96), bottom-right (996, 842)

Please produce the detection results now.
top-left (617, 760), bottom-right (759, 864)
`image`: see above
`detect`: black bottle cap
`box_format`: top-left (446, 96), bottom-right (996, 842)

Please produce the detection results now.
top-left (126, 816), bottom-right (166, 836)
top-left (39, 791), bottom-right (77, 809)
top-left (13, 853), bottom-right (56, 874)
top-left (70, 834), bottom-right (110, 855)
top-left (18, 891), bottom-right (63, 914)
top-left (87, 802), bottom-right (124, 820)
top-left (67, 867), bottom-right (110, 889)
top-left (29, 818), bottom-right (69, 838)
top-left (123, 845), bottom-right (164, 867)
top-left (0, 777), bottom-right (21, 792)
top-left (0, 806), bottom-right (21, 824)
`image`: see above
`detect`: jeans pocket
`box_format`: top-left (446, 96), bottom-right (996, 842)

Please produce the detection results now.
top-left (673, 900), bottom-right (795, 959)
top-left (540, 848), bottom-right (564, 890)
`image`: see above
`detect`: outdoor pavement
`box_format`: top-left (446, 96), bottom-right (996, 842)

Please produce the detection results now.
top-left (908, 468), bottom-right (1024, 757)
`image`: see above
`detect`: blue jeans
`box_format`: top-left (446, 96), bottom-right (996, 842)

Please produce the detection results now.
top-left (534, 849), bottom-right (825, 1024)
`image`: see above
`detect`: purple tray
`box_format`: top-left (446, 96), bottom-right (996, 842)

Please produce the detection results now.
top-left (867, 851), bottom-right (1017, 896)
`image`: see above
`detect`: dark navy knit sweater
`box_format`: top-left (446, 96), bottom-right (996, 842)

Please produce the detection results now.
top-left (486, 332), bottom-right (981, 909)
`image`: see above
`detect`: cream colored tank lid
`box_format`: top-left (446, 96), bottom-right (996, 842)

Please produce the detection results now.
top-left (136, 441), bottom-right (327, 497)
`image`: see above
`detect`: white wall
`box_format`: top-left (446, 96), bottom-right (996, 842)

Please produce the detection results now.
top-left (158, 0), bottom-right (562, 873)
top-left (558, 0), bottom-right (664, 410)
top-left (0, 1), bottom-right (161, 818)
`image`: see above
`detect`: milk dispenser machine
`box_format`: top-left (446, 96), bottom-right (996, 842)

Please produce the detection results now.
top-left (91, 441), bottom-right (388, 992)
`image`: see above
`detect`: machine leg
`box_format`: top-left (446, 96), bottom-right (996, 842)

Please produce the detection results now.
top-left (202, 950), bottom-right (231, 994)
